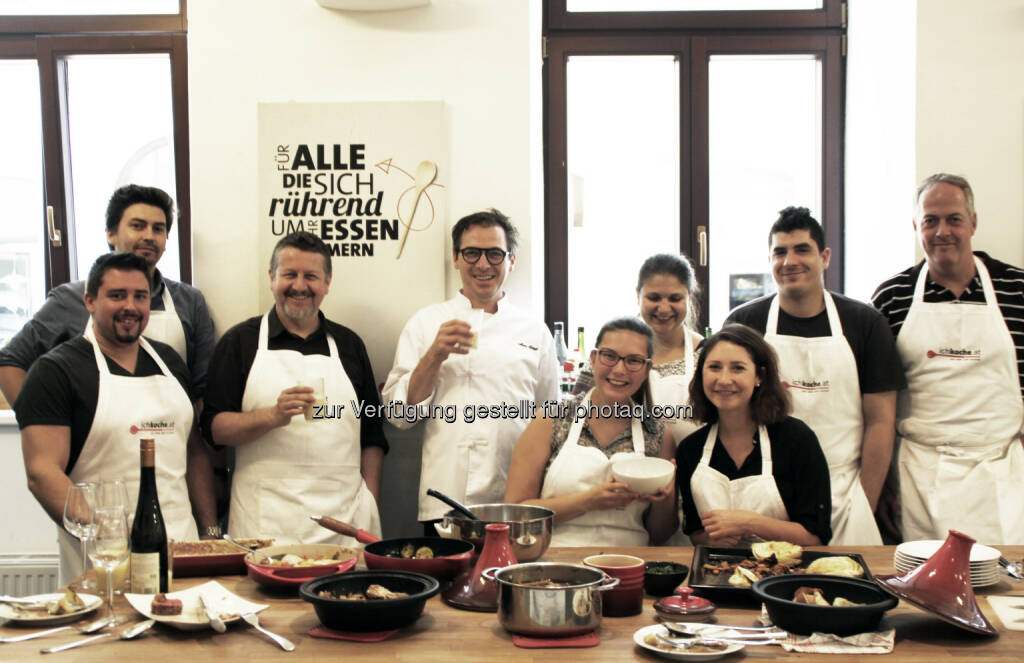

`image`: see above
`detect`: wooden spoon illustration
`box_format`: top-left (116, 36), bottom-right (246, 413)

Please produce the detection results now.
top-left (396, 160), bottom-right (438, 259)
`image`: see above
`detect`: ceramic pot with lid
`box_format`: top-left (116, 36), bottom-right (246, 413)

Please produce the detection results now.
top-left (483, 562), bottom-right (620, 636)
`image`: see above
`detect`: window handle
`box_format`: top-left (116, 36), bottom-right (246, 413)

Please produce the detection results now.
top-left (698, 225), bottom-right (707, 266)
top-left (47, 205), bottom-right (63, 247)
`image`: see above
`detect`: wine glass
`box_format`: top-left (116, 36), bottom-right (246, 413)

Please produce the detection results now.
top-left (88, 508), bottom-right (129, 622)
top-left (95, 479), bottom-right (131, 594)
top-left (63, 482), bottom-right (97, 591)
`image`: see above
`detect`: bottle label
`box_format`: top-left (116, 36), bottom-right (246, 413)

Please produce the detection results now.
top-left (130, 552), bottom-right (160, 594)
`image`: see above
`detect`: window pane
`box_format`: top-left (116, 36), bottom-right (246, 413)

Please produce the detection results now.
top-left (0, 60), bottom-right (45, 356)
top-left (568, 0), bottom-right (821, 11)
top-left (63, 54), bottom-right (179, 281)
top-left (0, 0), bottom-right (178, 15)
top-left (707, 54), bottom-right (821, 329)
top-left (566, 55), bottom-right (680, 346)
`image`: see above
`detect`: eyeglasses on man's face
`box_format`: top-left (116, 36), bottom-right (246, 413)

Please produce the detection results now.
top-left (594, 348), bottom-right (650, 372)
top-left (458, 246), bottom-right (509, 265)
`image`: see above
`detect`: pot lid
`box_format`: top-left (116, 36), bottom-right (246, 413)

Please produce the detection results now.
top-left (654, 586), bottom-right (716, 616)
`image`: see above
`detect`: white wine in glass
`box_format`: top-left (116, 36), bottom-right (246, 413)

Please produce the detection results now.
top-left (89, 508), bottom-right (129, 622)
top-left (63, 482), bottom-right (97, 591)
top-left (95, 479), bottom-right (131, 595)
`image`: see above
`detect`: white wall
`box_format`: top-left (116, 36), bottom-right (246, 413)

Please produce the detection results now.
top-left (188, 0), bottom-right (542, 537)
top-left (916, 0), bottom-right (1024, 266)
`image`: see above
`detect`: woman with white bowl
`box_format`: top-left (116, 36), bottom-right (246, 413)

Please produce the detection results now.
top-left (505, 317), bottom-right (677, 546)
top-left (677, 324), bottom-right (832, 547)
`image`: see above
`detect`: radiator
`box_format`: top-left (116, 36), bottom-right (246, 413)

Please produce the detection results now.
top-left (0, 553), bottom-right (60, 596)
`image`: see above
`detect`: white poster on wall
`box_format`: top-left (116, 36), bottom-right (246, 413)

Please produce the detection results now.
top-left (257, 101), bottom-right (447, 379)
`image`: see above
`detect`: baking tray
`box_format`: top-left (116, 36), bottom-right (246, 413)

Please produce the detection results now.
top-left (688, 545), bottom-right (873, 602)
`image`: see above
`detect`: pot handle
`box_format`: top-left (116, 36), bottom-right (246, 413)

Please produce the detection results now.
top-left (481, 566), bottom-right (501, 582)
top-left (433, 518), bottom-right (455, 539)
top-left (595, 573), bottom-right (620, 592)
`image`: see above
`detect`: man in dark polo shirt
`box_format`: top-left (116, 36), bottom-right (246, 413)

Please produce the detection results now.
top-left (872, 173), bottom-right (1024, 544)
top-left (201, 231), bottom-right (387, 546)
top-left (16, 252), bottom-right (216, 582)
top-left (726, 206), bottom-right (905, 545)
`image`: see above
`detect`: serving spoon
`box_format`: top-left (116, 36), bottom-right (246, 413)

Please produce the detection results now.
top-left (0, 615), bottom-right (113, 643)
top-left (426, 488), bottom-right (480, 520)
top-left (221, 533), bottom-right (259, 552)
top-left (40, 619), bottom-right (154, 654)
top-left (395, 160), bottom-right (438, 259)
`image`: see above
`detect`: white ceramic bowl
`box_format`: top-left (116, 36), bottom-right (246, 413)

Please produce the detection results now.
top-left (611, 457), bottom-right (674, 495)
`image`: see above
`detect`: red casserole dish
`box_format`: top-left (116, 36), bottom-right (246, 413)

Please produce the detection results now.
top-left (244, 543), bottom-right (358, 588)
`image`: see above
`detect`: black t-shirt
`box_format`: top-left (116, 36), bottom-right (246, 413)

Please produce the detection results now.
top-left (14, 335), bottom-right (191, 475)
top-left (200, 309), bottom-right (388, 452)
top-left (675, 417), bottom-right (833, 543)
top-left (725, 291), bottom-right (906, 394)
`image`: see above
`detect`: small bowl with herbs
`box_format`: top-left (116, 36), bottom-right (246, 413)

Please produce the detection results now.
top-left (644, 561), bottom-right (689, 596)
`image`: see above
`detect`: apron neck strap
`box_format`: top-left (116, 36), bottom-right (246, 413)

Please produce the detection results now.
top-left (699, 422), bottom-right (773, 475)
top-left (571, 389), bottom-right (645, 455)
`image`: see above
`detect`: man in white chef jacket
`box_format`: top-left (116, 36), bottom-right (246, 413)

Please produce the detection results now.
top-left (202, 231), bottom-right (385, 546)
top-left (0, 184), bottom-right (221, 539)
top-left (383, 209), bottom-right (560, 535)
top-left (726, 207), bottom-right (905, 545)
top-left (16, 252), bottom-right (209, 582)
top-left (873, 173), bottom-right (1024, 544)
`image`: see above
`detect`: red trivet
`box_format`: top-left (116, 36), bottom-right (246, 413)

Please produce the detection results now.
top-left (512, 631), bottom-right (599, 648)
top-left (308, 624), bottom-right (400, 642)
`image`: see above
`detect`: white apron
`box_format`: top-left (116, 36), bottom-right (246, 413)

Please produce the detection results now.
top-left (142, 284), bottom-right (187, 362)
top-left (541, 390), bottom-right (650, 546)
top-left (765, 292), bottom-right (880, 545)
top-left (690, 422), bottom-right (788, 543)
top-left (59, 320), bottom-right (197, 583)
top-left (649, 331), bottom-right (698, 546)
top-left (229, 313), bottom-right (381, 547)
top-left (896, 257), bottom-right (1024, 544)
top-left (649, 329), bottom-right (700, 443)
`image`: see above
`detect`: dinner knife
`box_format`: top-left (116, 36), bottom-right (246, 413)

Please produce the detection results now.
top-left (199, 592), bottom-right (227, 633)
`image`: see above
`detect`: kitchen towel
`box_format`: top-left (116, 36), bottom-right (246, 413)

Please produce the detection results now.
top-left (986, 596), bottom-right (1024, 631)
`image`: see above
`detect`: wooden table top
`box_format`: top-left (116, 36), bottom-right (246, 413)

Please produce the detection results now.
top-left (2, 545), bottom-right (1023, 662)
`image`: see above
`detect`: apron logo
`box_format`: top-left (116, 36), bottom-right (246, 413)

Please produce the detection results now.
top-left (926, 347), bottom-right (981, 360)
top-left (130, 420), bottom-right (176, 435)
top-left (782, 379), bottom-right (830, 393)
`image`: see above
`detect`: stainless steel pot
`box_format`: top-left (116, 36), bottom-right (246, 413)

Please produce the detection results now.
top-left (435, 504), bottom-right (553, 562)
top-left (482, 563), bottom-right (619, 636)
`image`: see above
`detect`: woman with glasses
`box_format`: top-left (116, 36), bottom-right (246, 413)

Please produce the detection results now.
top-left (505, 317), bottom-right (677, 546)
top-left (677, 324), bottom-right (832, 546)
top-left (575, 254), bottom-right (703, 443)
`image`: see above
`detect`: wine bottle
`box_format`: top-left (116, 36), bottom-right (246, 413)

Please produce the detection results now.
top-left (130, 438), bottom-right (168, 593)
top-left (553, 321), bottom-right (568, 364)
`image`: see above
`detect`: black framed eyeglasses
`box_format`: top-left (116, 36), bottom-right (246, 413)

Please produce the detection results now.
top-left (594, 348), bottom-right (650, 372)
top-left (458, 246), bottom-right (509, 265)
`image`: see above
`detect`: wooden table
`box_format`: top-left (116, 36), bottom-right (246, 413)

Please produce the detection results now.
top-left (2, 546), bottom-right (1023, 661)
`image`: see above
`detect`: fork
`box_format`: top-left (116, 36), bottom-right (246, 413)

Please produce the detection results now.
top-left (241, 612), bottom-right (294, 651)
top-left (999, 557), bottom-right (1023, 581)
top-left (656, 632), bottom-right (784, 648)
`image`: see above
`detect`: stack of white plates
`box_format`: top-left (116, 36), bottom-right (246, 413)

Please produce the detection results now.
top-left (893, 539), bottom-right (1001, 588)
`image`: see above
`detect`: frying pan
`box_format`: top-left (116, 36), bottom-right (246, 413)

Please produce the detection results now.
top-left (311, 515), bottom-right (474, 581)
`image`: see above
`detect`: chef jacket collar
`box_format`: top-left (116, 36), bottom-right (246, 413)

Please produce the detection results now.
top-left (454, 289), bottom-right (511, 313)
top-left (266, 307), bottom-right (327, 343)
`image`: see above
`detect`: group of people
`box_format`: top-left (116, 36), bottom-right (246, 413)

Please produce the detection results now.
top-left (3, 172), bottom-right (1022, 582)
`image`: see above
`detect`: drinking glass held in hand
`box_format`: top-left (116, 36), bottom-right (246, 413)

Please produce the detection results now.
top-left (63, 482), bottom-right (98, 591)
top-left (89, 508), bottom-right (130, 622)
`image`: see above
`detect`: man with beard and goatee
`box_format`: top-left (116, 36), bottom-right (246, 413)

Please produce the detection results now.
top-left (16, 252), bottom-right (207, 583)
top-left (201, 232), bottom-right (386, 546)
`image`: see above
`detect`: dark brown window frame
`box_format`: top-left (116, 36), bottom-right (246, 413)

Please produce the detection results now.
top-left (543, 0), bottom-right (845, 331)
top-left (0, 1), bottom-right (191, 289)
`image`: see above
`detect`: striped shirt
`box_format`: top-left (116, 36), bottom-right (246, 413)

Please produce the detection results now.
top-left (871, 251), bottom-right (1024, 398)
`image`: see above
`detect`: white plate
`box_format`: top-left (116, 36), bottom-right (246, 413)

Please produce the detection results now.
top-left (633, 624), bottom-right (745, 661)
top-left (0, 593), bottom-right (102, 626)
top-left (124, 580), bottom-right (267, 631)
top-left (896, 540), bottom-right (1001, 563)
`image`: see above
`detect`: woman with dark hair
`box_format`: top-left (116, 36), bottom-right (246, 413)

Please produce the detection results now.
top-left (506, 317), bottom-right (678, 546)
top-left (575, 254), bottom-right (703, 443)
top-left (676, 324), bottom-right (832, 546)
